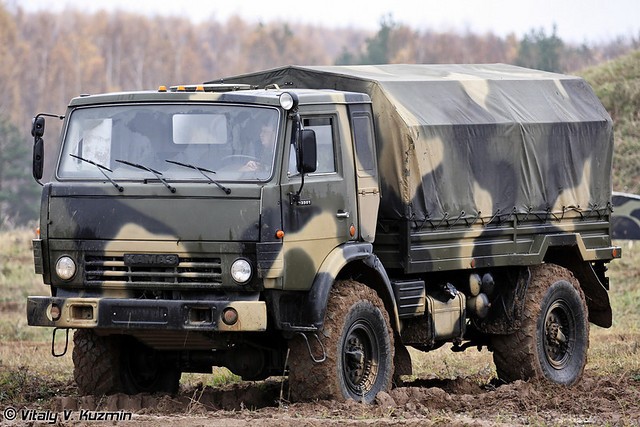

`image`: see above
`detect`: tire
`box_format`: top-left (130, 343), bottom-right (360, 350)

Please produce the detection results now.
top-left (288, 280), bottom-right (394, 403)
top-left (119, 336), bottom-right (181, 395)
top-left (73, 330), bottom-right (180, 395)
top-left (73, 329), bottom-right (122, 395)
top-left (492, 264), bottom-right (589, 385)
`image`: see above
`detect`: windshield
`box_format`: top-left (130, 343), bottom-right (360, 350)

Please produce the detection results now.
top-left (58, 104), bottom-right (280, 182)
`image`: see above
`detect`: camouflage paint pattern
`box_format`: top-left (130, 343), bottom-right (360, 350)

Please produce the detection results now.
top-left (216, 65), bottom-right (618, 275)
top-left (28, 86), bottom-right (379, 337)
top-left (612, 192), bottom-right (640, 239)
top-left (29, 65), bottom-right (619, 343)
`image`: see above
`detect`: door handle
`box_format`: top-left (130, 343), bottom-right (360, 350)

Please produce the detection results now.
top-left (336, 210), bottom-right (350, 219)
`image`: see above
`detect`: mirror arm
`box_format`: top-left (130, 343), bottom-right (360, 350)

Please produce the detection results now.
top-left (35, 112), bottom-right (65, 121)
top-left (288, 110), bottom-right (308, 205)
top-left (293, 167), bottom-right (306, 200)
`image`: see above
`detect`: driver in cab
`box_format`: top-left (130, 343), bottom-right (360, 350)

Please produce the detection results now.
top-left (240, 123), bottom-right (276, 173)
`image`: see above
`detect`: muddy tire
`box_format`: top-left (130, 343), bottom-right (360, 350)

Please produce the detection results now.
top-left (119, 336), bottom-right (181, 395)
top-left (288, 280), bottom-right (394, 403)
top-left (492, 264), bottom-right (589, 385)
top-left (73, 329), bottom-right (123, 395)
top-left (73, 330), bottom-right (180, 395)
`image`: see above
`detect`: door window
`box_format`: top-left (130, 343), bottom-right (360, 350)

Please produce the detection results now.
top-left (351, 114), bottom-right (376, 175)
top-left (288, 117), bottom-right (336, 176)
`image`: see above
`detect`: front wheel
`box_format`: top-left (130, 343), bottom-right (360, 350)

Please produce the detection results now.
top-left (288, 280), bottom-right (394, 403)
top-left (119, 336), bottom-right (181, 395)
top-left (73, 330), bottom-right (180, 395)
top-left (492, 264), bottom-right (589, 385)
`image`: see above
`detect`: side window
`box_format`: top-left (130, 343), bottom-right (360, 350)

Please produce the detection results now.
top-left (352, 114), bottom-right (375, 175)
top-left (288, 117), bottom-right (336, 176)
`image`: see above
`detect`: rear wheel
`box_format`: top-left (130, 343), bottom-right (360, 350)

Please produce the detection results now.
top-left (288, 280), bottom-right (394, 403)
top-left (492, 264), bottom-right (589, 385)
top-left (73, 330), bottom-right (180, 395)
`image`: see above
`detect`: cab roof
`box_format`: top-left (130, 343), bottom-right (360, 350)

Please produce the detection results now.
top-left (67, 85), bottom-right (370, 108)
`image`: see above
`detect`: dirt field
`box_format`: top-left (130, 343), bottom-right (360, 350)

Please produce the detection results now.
top-left (1, 231), bottom-right (639, 426)
top-left (1, 334), bottom-right (638, 426)
top-left (50, 371), bottom-right (640, 426)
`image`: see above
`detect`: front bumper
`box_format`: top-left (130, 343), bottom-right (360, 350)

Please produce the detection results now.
top-left (26, 296), bottom-right (267, 332)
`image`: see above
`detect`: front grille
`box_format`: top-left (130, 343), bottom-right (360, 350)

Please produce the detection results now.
top-left (84, 255), bottom-right (222, 289)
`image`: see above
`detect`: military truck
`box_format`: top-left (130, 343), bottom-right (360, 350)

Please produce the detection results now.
top-left (27, 64), bottom-right (620, 403)
top-left (612, 191), bottom-right (640, 239)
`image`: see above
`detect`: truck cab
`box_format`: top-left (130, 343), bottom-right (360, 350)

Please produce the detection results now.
top-left (28, 83), bottom-right (384, 396)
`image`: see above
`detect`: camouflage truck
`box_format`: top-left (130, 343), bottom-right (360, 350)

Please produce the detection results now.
top-left (612, 191), bottom-right (640, 239)
top-left (27, 64), bottom-right (620, 403)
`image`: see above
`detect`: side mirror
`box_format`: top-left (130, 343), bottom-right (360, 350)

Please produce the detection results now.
top-left (30, 113), bottom-right (64, 184)
top-left (33, 137), bottom-right (44, 181)
top-left (32, 116), bottom-right (45, 138)
top-left (298, 129), bottom-right (317, 174)
top-left (31, 116), bottom-right (46, 181)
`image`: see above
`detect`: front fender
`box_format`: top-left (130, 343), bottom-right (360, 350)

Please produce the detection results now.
top-left (304, 242), bottom-right (400, 332)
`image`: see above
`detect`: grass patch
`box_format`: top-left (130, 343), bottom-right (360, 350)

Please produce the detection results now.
top-left (0, 342), bottom-right (74, 381)
top-left (0, 227), bottom-right (51, 343)
top-left (182, 368), bottom-right (242, 389)
top-left (607, 240), bottom-right (640, 330)
top-left (409, 345), bottom-right (495, 381)
top-left (0, 227), bottom-right (43, 300)
top-left (0, 362), bottom-right (74, 407)
top-left (585, 240), bottom-right (639, 380)
top-left (581, 50), bottom-right (640, 194)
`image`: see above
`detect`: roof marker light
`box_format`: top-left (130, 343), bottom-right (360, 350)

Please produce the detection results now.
top-left (158, 85), bottom-right (167, 92)
top-left (279, 92), bottom-right (298, 111)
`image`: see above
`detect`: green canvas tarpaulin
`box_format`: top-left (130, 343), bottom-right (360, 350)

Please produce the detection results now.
top-left (214, 64), bottom-right (613, 222)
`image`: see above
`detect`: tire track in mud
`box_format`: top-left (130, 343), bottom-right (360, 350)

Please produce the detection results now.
top-left (47, 373), bottom-right (640, 425)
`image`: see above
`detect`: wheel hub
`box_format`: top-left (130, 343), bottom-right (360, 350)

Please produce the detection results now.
top-left (345, 336), bottom-right (367, 387)
top-left (543, 300), bottom-right (574, 369)
top-left (342, 321), bottom-right (378, 396)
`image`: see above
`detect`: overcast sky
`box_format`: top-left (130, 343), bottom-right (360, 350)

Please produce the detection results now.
top-left (14, 0), bottom-right (640, 44)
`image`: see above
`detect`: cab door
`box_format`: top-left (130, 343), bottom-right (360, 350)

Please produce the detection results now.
top-left (279, 111), bottom-right (357, 290)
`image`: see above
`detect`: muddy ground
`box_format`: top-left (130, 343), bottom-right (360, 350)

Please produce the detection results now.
top-left (2, 371), bottom-right (637, 426)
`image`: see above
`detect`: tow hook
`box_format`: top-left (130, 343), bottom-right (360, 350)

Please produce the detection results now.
top-left (51, 327), bottom-right (69, 357)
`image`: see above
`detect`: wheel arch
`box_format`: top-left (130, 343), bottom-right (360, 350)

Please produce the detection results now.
top-left (304, 242), bottom-right (401, 333)
top-left (544, 245), bottom-right (612, 328)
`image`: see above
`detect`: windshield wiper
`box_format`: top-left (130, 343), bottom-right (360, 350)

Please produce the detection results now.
top-left (115, 159), bottom-right (176, 193)
top-left (165, 159), bottom-right (231, 195)
top-left (69, 154), bottom-right (124, 192)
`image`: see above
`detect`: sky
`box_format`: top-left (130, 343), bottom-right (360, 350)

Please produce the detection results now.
top-left (13, 0), bottom-right (640, 44)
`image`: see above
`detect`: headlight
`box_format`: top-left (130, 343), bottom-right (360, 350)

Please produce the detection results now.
top-left (55, 256), bottom-right (76, 280)
top-left (230, 259), bottom-right (252, 284)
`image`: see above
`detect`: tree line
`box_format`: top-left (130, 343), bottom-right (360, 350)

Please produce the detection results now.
top-left (0, 4), bottom-right (638, 227)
